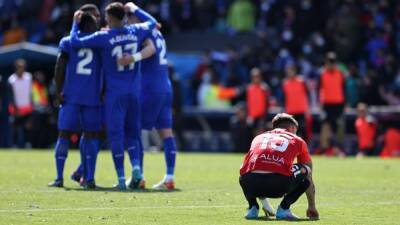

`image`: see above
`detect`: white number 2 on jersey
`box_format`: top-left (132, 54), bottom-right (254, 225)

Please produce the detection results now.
top-left (112, 43), bottom-right (138, 71)
top-left (156, 38), bottom-right (168, 65)
top-left (76, 49), bottom-right (93, 75)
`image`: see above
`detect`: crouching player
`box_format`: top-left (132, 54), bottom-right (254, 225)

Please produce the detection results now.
top-left (239, 113), bottom-right (319, 220)
top-left (49, 11), bottom-right (102, 189)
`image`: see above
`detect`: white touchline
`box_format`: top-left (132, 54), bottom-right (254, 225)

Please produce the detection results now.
top-left (1, 201), bottom-right (400, 213)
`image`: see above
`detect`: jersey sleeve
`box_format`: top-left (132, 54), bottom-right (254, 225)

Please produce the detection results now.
top-left (297, 140), bottom-right (312, 164)
top-left (58, 37), bottom-right (70, 54)
top-left (70, 22), bottom-right (107, 49)
top-left (126, 8), bottom-right (157, 39)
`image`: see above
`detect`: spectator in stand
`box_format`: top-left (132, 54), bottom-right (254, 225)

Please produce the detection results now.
top-left (246, 67), bottom-right (269, 135)
top-left (318, 52), bottom-right (345, 155)
top-left (345, 64), bottom-right (360, 108)
top-left (355, 103), bottom-right (377, 157)
top-left (2, 17), bottom-right (27, 45)
top-left (380, 127), bottom-right (400, 158)
top-left (198, 67), bottom-right (238, 109)
top-left (169, 65), bottom-right (184, 150)
top-left (230, 102), bottom-right (252, 153)
top-left (8, 59), bottom-right (33, 148)
top-left (282, 65), bottom-right (309, 141)
top-left (227, 0), bottom-right (255, 32)
top-left (31, 71), bottom-right (51, 148)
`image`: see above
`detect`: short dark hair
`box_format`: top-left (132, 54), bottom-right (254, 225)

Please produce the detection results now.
top-left (79, 4), bottom-right (99, 12)
top-left (105, 2), bottom-right (125, 21)
top-left (79, 12), bottom-right (97, 32)
top-left (272, 113), bottom-right (299, 129)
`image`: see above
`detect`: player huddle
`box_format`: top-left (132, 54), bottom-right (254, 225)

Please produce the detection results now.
top-left (47, 1), bottom-right (318, 221)
top-left (48, 2), bottom-right (176, 190)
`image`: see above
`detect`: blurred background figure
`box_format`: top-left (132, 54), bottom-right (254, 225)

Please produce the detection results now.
top-left (282, 64), bottom-right (309, 141)
top-left (0, 0), bottom-right (399, 153)
top-left (380, 127), bottom-right (400, 158)
top-left (318, 52), bottom-right (345, 155)
top-left (227, 0), bottom-right (255, 33)
top-left (355, 103), bottom-right (377, 157)
top-left (230, 102), bottom-right (252, 153)
top-left (246, 67), bottom-right (269, 135)
top-left (7, 59), bottom-right (33, 148)
top-left (31, 71), bottom-right (51, 148)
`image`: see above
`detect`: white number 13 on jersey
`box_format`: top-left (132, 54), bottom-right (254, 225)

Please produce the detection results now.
top-left (112, 43), bottom-right (138, 71)
top-left (260, 135), bottom-right (289, 152)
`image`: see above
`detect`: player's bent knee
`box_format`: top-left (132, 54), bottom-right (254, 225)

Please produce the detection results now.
top-left (292, 164), bottom-right (309, 180)
top-left (158, 128), bottom-right (173, 139)
top-left (83, 131), bottom-right (99, 139)
top-left (59, 131), bottom-right (72, 139)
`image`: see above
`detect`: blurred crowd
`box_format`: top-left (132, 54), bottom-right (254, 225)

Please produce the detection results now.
top-left (1, 0), bottom-right (400, 156)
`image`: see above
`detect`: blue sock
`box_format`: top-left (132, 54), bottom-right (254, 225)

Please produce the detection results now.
top-left (126, 138), bottom-right (141, 169)
top-left (79, 136), bottom-right (87, 180)
top-left (163, 137), bottom-right (176, 176)
top-left (138, 138), bottom-right (144, 176)
top-left (54, 137), bottom-right (69, 180)
top-left (111, 140), bottom-right (125, 180)
top-left (74, 165), bottom-right (83, 176)
top-left (85, 138), bottom-right (100, 181)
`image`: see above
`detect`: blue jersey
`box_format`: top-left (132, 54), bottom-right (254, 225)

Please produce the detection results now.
top-left (70, 19), bottom-right (156, 97)
top-left (59, 34), bottom-right (102, 106)
top-left (140, 29), bottom-right (171, 93)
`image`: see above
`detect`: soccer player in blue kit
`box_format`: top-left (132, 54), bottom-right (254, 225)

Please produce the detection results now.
top-left (69, 2), bottom-right (157, 189)
top-left (49, 8), bottom-right (102, 189)
top-left (120, 8), bottom-right (177, 190)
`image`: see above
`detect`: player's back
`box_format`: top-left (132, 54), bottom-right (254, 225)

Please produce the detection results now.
top-left (99, 26), bottom-right (151, 97)
top-left (140, 29), bottom-right (171, 93)
top-left (60, 35), bottom-right (102, 106)
top-left (240, 128), bottom-right (310, 176)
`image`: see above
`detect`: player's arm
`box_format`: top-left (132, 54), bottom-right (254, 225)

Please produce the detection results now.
top-left (54, 51), bottom-right (69, 103)
top-left (69, 11), bottom-right (105, 49)
top-left (125, 3), bottom-right (158, 32)
top-left (117, 38), bottom-right (156, 66)
top-left (304, 161), bottom-right (318, 219)
top-left (298, 142), bottom-right (319, 219)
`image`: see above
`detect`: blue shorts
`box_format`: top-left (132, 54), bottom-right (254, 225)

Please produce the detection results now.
top-left (141, 92), bottom-right (172, 130)
top-left (58, 103), bottom-right (102, 132)
top-left (105, 94), bottom-right (140, 142)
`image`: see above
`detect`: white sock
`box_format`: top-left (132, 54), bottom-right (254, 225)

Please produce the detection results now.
top-left (260, 198), bottom-right (274, 211)
top-left (164, 174), bottom-right (174, 181)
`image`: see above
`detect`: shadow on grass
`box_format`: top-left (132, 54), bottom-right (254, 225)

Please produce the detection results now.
top-left (252, 217), bottom-right (319, 222)
top-left (63, 186), bottom-right (182, 193)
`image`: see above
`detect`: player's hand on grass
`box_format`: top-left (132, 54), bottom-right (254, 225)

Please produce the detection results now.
top-left (117, 53), bottom-right (134, 66)
top-left (306, 207), bottom-right (319, 220)
top-left (125, 2), bottom-right (139, 13)
top-left (73, 10), bottom-right (83, 23)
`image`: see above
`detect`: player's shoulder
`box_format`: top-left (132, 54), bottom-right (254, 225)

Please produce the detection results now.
top-left (152, 28), bottom-right (163, 38)
top-left (60, 35), bottom-right (71, 42)
top-left (296, 76), bottom-right (306, 83)
top-left (8, 74), bottom-right (17, 83)
top-left (96, 30), bottom-right (108, 35)
top-left (59, 36), bottom-right (71, 45)
top-left (270, 128), bottom-right (303, 141)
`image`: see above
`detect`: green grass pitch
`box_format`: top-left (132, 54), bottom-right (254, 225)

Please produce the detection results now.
top-left (0, 150), bottom-right (399, 225)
